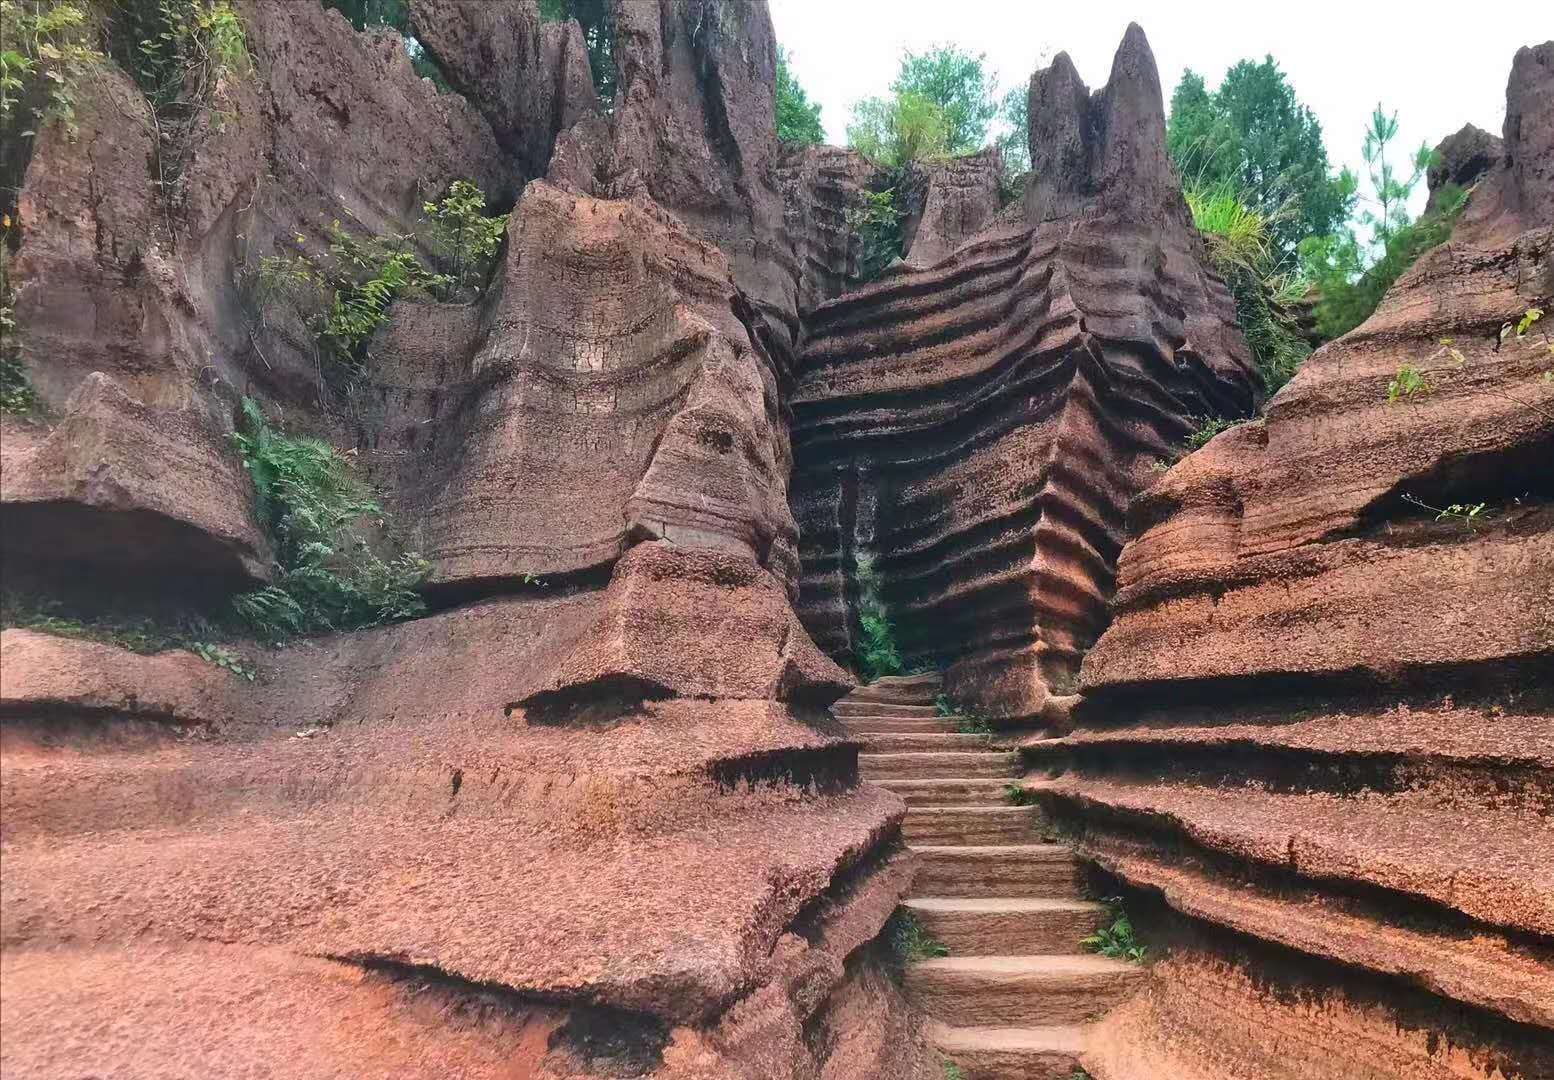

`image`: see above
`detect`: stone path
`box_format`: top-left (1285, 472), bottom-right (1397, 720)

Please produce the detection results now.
top-left (839, 673), bottom-right (1141, 1079)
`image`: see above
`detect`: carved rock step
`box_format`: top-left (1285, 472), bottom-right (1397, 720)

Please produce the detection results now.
top-left (913, 845), bottom-right (1085, 898)
top-left (906, 954), bottom-right (1142, 1026)
top-left (927, 1022), bottom-right (1086, 1080)
top-left (859, 752), bottom-right (1021, 780)
top-left (874, 778), bottom-right (1011, 806)
top-left (905, 897), bottom-right (1106, 955)
top-left (901, 806), bottom-right (1044, 845)
top-left (856, 732), bottom-right (998, 753)
top-left (832, 701), bottom-right (944, 718)
top-left (847, 674), bottom-right (942, 705)
top-left (841, 716), bottom-right (962, 734)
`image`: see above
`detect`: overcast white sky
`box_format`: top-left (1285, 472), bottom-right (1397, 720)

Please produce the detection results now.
top-left (770, 0), bottom-right (1553, 216)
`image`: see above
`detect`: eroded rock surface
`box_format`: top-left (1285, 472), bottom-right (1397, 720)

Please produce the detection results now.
top-left (1034, 39), bottom-right (1554, 1080)
top-left (790, 26), bottom-right (1259, 722)
top-left (1, 2), bottom-right (928, 1077)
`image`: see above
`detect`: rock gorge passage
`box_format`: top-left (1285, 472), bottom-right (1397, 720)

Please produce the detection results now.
top-left (0, 2), bottom-right (1548, 1077)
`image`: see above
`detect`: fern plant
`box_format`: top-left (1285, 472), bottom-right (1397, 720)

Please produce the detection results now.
top-left (230, 398), bottom-right (428, 640)
top-left (1082, 897), bottom-right (1148, 963)
top-left (852, 550), bottom-right (903, 682)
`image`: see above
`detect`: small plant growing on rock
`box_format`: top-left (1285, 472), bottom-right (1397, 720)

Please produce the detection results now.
top-left (957, 712), bottom-right (994, 736)
top-left (230, 397), bottom-right (429, 640)
top-left (192, 641), bottom-right (256, 681)
top-left (886, 909), bottom-right (948, 962)
top-left (1401, 493), bottom-right (1490, 529)
top-left (1184, 414), bottom-right (1237, 449)
top-left (1082, 897), bottom-right (1147, 963)
top-left (942, 1063), bottom-right (967, 1080)
top-left (1004, 782), bottom-right (1037, 806)
top-left (845, 187), bottom-right (904, 282)
top-left (421, 179), bottom-right (508, 294)
top-left (934, 693), bottom-right (954, 716)
top-left (1386, 362), bottom-right (1432, 403)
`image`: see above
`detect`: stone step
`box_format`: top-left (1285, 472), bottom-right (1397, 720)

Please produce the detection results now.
top-left (874, 778), bottom-right (1012, 806)
top-left (905, 898), bottom-right (1106, 955)
top-left (901, 806), bottom-right (1044, 846)
top-left (860, 752), bottom-right (1021, 780)
top-left (848, 674), bottom-right (942, 705)
top-left (913, 845), bottom-right (1085, 898)
top-left (832, 701), bottom-right (944, 718)
top-left (840, 716), bottom-right (962, 734)
top-left (856, 732), bottom-right (998, 753)
top-left (927, 1022), bottom-right (1086, 1080)
top-left (906, 954), bottom-right (1142, 1026)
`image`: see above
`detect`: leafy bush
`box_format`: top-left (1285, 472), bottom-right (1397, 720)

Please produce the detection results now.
top-left (890, 44), bottom-right (997, 155)
top-left (1004, 782), bottom-right (1037, 806)
top-left (845, 187), bottom-right (903, 281)
top-left (847, 92), bottom-right (948, 169)
top-left (1082, 897), bottom-right (1147, 963)
top-left (1, 247), bottom-right (39, 414)
top-left (255, 221), bottom-right (452, 372)
top-left (0, 0), bottom-right (103, 138)
top-left (421, 180), bottom-right (507, 293)
top-left (230, 397), bottom-right (428, 640)
top-left (192, 641), bottom-right (256, 680)
top-left (852, 551), bottom-right (903, 682)
top-left (0, 591), bottom-right (196, 654)
top-left (775, 46), bottom-right (822, 146)
top-left (1186, 179), bottom-right (1311, 393)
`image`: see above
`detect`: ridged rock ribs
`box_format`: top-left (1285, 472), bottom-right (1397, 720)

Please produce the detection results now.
top-left (790, 27), bottom-right (1259, 723)
top-left (1036, 40), bottom-right (1554, 1080)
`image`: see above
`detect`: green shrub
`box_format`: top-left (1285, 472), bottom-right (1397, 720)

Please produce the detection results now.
top-left (1184, 414), bottom-right (1237, 449)
top-left (255, 221), bottom-right (452, 372)
top-left (848, 91), bottom-right (948, 169)
top-left (775, 46), bottom-right (822, 146)
top-left (1082, 897), bottom-right (1147, 963)
top-left (1300, 107), bottom-right (1466, 341)
top-left (0, 592), bottom-right (194, 654)
top-left (845, 187), bottom-right (903, 281)
top-left (230, 397), bottom-right (428, 640)
top-left (1185, 179), bottom-right (1312, 393)
top-left (192, 641), bottom-right (256, 680)
top-left (421, 179), bottom-right (507, 293)
top-left (852, 550), bottom-right (902, 682)
top-left (1005, 782), bottom-right (1037, 806)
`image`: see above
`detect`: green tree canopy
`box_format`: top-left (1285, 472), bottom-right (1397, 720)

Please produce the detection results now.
top-left (995, 84), bottom-right (1029, 175)
top-left (1167, 57), bottom-right (1353, 264)
top-left (776, 47), bottom-right (824, 146)
top-left (846, 91), bottom-right (949, 169)
top-left (890, 44), bottom-right (997, 155)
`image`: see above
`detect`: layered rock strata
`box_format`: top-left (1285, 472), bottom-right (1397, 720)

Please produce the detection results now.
top-left (790, 27), bottom-right (1260, 723)
top-left (1, 2), bottom-right (927, 1076)
top-left (1030, 40), bottom-right (1554, 1080)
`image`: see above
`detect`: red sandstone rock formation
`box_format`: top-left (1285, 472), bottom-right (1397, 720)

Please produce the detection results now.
top-left (1030, 40), bottom-right (1554, 1080)
top-left (790, 26), bottom-right (1260, 724)
top-left (0, 2), bottom-right (929, 1076)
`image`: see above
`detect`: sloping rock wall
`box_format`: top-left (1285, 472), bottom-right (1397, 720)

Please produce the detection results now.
top-left (1032, 40), bottom-right (1554, 1080)
top-left (789, 27), bottom-right (1260, 722)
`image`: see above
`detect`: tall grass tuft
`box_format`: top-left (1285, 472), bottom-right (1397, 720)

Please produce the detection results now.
top-left (1186, 179), bottom-right (1312, 395)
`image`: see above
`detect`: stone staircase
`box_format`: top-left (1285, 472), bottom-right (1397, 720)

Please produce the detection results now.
top-left (841, 673), bottom-right (1142, 1079)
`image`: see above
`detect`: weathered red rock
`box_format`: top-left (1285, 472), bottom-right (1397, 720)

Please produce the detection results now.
top-left (1039, 38), bottom-right (1554, 1080)
top-left (789, 26), bottom-right (1259, 722)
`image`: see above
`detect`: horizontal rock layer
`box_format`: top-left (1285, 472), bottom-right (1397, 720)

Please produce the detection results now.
top-left (790, 28), bottom-right (1258, 721)
top-left (1046, 39), bottom-right (1554, 1080)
